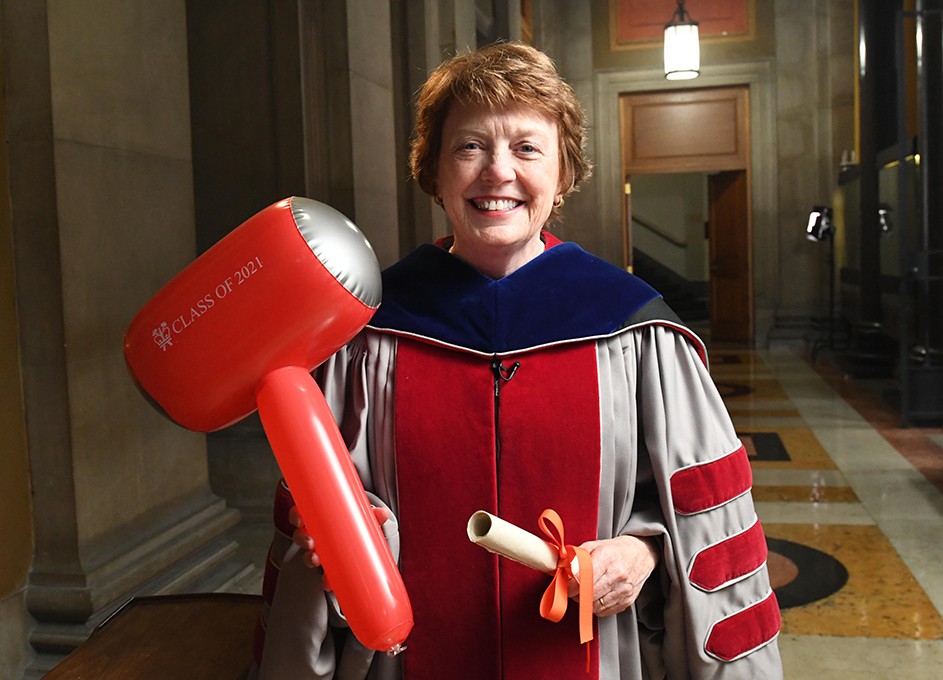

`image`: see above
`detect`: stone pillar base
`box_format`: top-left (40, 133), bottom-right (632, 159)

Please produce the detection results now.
top-left (26, 497), bottom-right (248, 676)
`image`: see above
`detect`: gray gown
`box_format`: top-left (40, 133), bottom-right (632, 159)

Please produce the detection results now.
top-left (254, 322), bottom-right (783, 679)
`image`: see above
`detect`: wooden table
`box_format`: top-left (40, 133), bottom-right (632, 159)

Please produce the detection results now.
top-left (44, 594), bottom-right (261, 679)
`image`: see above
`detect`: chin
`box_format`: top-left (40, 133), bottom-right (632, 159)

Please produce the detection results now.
top-left (477, 227), bottom-right (536, 245)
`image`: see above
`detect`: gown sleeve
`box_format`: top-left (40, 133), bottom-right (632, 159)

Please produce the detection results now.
top-left (634, 325), bottom-right (783, 679)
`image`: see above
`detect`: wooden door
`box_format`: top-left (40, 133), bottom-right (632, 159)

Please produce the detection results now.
top-left (620, 86), bottom-right (752, 342)
top-left (709, 170), bottom-right (753, 342)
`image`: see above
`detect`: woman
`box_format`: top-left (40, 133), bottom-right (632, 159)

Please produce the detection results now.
top-left (255, 42), bottom-right (783, 679)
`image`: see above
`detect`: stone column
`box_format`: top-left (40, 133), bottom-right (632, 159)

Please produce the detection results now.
top-left (5, 1), bottom-right (241, 673)
top-left (532, 0), bottom-right (599, 255)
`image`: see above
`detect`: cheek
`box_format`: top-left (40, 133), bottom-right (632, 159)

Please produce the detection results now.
top-left (534, 172), bottom-right (561, 206)
top-left (436, 161), bottom-right (471, 197)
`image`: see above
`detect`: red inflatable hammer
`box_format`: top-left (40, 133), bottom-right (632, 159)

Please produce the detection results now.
top-left (124, 197), bottom-right (413, 654)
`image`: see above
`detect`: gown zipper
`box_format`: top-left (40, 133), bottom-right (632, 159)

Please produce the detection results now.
top-left (491, 358), bottom-right (520, 461)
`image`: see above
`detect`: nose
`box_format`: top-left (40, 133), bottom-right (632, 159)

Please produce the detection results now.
top-left (480, 150), bottom-right (515, 185)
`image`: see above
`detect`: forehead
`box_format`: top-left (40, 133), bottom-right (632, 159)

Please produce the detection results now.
top-left (441, 101), bottom-right (558, 140)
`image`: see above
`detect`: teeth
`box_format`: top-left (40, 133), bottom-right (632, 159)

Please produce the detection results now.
top-left (474, 199), bottom-right (520, 211)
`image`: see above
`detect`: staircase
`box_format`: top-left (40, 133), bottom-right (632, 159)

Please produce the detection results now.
top-left (632, 249), bottom-right (709, 324)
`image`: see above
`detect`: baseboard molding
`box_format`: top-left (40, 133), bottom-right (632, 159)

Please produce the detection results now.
top-left (27, 498), bottom-right (243, 664)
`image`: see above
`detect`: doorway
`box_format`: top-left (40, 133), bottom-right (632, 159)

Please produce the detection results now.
top-left (620, 86), bottom-right (752, 343)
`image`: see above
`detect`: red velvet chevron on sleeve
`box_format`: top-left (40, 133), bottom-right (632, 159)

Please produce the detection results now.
top-left (670, 445), bottom-right (753, 515)
top-left (705, 592), bottom-right (782, 662)
top-left (688, 518), bottom-right (769, 592)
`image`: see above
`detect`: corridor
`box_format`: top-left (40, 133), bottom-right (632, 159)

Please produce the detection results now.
top-left (710, 346), bottom-right (943, 678)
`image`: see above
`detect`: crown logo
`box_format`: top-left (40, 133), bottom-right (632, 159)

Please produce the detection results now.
top-left (152, 322), bottom-right (173, 351)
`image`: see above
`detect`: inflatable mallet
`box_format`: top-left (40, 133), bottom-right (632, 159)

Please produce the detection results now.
top-left (124, 197), bottom-right (413, 654)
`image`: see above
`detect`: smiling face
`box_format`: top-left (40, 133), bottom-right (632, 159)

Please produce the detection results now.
top-left (436, 101), bottom-right (561, 279)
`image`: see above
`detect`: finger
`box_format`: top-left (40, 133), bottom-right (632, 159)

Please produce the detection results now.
top-left (591, 549), bottom-right (644, 595)
top-left (291, 528), bottom-right (321, 568)
top-left (372, 506), bottom-right (392, 525)
top-left (593, 592), bottom-right (620, 617)
top-left (593, 579), bottom-right (639, 617)
top-left (292, 528), bottom-right (314, 551)
top-left (303, 550), bottom-right (322, 569)
top-left (298, 539), bottom-right (320, 568)
top-left (594, 593), bottom-right (618, 617)
top-left (288, 506), bottom-right (303, 528)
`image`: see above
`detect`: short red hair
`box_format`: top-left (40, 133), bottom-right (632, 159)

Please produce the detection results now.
top-left (410, 42), bottom-right (592, 218)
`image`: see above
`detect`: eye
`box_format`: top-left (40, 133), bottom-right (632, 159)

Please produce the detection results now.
top-left (518, 143), bottom-right (540, 155)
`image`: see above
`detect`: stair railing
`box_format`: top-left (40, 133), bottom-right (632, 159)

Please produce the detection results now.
top-left (632, 214), bottom-right (688, 250)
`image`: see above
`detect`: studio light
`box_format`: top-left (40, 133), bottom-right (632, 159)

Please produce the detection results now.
top-left (806, 206), bottom-right (834, 242)
top-left (664, 0), bottom-right (700, 80)
top-left (878, 203), bottom-right (893, 236)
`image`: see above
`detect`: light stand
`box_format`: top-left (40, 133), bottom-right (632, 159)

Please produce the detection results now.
top-left (807, 206), bottom-right (836, 360)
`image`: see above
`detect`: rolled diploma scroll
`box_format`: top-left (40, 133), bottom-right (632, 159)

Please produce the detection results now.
top-left (466, 510), bottom-right (581, 578)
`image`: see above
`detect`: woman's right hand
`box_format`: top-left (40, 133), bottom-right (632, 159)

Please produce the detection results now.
top-left (288, 506), bottom-right (321, 568)
top-left (288, 505), bottom-right (393, 570)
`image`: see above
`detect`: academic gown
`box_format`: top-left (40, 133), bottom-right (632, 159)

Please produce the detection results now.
top-left (254, 234), bottom-right (783, 680)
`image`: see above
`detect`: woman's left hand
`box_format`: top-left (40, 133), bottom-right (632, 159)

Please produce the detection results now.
top-left (567, 535), bottom-right (660, 617)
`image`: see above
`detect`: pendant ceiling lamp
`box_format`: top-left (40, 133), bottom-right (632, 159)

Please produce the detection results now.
top-left (664, 0), bottom-right (700, 80)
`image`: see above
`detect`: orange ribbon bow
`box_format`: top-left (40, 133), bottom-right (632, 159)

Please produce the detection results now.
top-left (537, 508), bottom-right (594, 672)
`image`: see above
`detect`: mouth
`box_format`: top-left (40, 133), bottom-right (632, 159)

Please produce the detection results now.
top-left (470, 198), bottom-right (523, 212)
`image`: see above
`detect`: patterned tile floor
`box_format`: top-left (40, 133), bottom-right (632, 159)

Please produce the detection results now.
top-left (710, 346), bottom-right (943, 679)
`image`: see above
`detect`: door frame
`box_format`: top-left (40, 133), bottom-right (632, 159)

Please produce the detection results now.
top-left (619, 85), bottom-right (752, 342)
top-left (594, 63), bottom-right (779, 344)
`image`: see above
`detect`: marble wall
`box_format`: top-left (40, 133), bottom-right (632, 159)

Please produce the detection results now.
top-left (3, 1), bottom-right (239, 675)
top-left (45, 0), bottom-right (209, 542)
top-left (346, 0), bottom-right (402, 269)
top-left (773, 0), bottom-right (855, 321)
